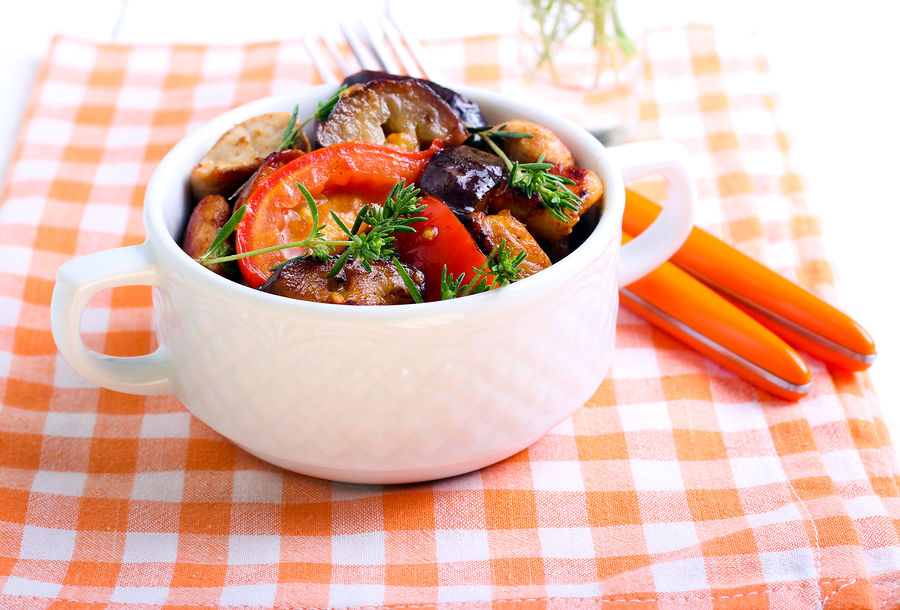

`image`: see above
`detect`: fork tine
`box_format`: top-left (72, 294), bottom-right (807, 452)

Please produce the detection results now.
top-left (357, 19), bottom-right (403, 75)
top-left (321, 35), bottom-right (351, 79)
top-left (385, 13), bottom-right (446, 84)
top-left (378, 15), bottom-right (422, 78)
top-left (340, 22), bottom-right (382, 72)
top-left (303, 36), bottom-right (340, 85)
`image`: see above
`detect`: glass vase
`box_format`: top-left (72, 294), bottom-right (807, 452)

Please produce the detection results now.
top-left (517, 0), bottom-right (643, 145)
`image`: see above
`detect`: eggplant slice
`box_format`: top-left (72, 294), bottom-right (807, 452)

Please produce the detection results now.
top-left (341, 70), bottom-right (486, 128)
top-left (260, 257), bottom-right (426, 306)
top-left (317, 79), bottom-right (469, 152)
top-left (416, 145), bottom-right (505, 220)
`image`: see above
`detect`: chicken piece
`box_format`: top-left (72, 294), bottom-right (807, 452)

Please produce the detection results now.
top-left (488, 165), bottom-right (604, 243)
top-left (190, 112), bottom-right (310, 201)
top-left (497, 119), bottom-right (574, 168)
top-left (182, 194), bottom-right (232, 277)
top-left (468, 210), bottom-right (551, 280)
top-left (317, 79), bottom-right (468, 152)
top-left (259, 257), bottom-right (426, 306)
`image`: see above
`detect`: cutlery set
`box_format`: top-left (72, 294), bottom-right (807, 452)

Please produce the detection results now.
top-left (302, 16), bottom-right (876, 400)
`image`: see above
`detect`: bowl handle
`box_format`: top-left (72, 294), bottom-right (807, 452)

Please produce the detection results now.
top-left (607, 140), bottom-right (696, 286)
top-left (51, 243), bottom-right (175, 396)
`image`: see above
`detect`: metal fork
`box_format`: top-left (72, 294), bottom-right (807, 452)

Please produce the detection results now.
top-left (306, 15), bottom-right (446, 84)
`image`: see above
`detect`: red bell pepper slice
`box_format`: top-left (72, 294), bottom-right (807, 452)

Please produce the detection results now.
top-left (393, 195), bottom-right (492, 302)
top-left (236, 141), bottom-right (441, 288)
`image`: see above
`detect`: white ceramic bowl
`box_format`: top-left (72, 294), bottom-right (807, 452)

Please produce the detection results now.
top-left (51, 85), bottom-right (694, 484)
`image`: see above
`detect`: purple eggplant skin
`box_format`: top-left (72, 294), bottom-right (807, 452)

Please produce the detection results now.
top-left (415, 145), bottom-right (505, 220)
top-left (260, 256), bottom-right (425, 306)
top-left (340, 70), bottom-right (486, 128)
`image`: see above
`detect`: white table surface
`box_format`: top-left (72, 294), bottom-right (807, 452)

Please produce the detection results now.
top-left (4, 0), bottom-right (898, 442)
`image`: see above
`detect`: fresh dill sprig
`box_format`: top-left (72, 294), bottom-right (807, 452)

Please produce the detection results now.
top-left (481, 127), bottom-right (582, 223)
top-left (440, 239), bottom-right (526, 300)
top-left (198, 180), bottom-right (426, 281)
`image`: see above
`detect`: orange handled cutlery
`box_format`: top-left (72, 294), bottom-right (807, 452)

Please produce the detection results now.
top-left (621, 188), bottom-right (876, 399)
top-left (621, 232), bottom-right (812, 400)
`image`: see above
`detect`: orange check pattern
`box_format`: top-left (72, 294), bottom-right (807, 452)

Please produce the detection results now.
top-left (0, 26), bottom-right (898, 609)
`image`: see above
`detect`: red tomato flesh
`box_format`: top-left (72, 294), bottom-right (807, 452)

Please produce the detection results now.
top-left (236, 141), bottom-right (440, 288)
top-left (393, 195), bottom-right (493, 302)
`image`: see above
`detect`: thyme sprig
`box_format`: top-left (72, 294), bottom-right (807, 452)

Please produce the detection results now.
top-left (228, 87), bottom-right (349, 202)
top-left (481, 127), bottom-right (582, 223)
top-left (466, 123), bottom-right (535, 140)
top-left (325, 181), bottom-right (426, 278)
top-left (313, 84), bottom-right (348, 123)
top-left (276, 105), bottom-right (304, 152)
top-left (440, 240), bottom-right (527, 300)
top-left (198, 180), bottom-right (426, 281)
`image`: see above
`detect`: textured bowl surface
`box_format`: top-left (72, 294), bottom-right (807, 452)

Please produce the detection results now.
top-left (141, 85), bottom-right (626, 484)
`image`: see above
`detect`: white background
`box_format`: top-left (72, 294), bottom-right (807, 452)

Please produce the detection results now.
top-left (2, 0), bottom-right (898, 438)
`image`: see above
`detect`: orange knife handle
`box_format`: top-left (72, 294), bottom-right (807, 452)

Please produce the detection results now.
top-left (623, 188), bottom-right (876, 370)
top-left (621, 233), bottom-right (811, 401)
top-left (724, 296), bottom-right (871, 372)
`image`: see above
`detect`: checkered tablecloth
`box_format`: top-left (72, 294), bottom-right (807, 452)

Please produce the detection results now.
top-left (0, 25), bottom-right (898, 609)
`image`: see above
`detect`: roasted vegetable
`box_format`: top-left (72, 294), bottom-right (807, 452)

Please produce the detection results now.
top-left (317, 79), bottom-right (468, 152)
top-left (341, 70), bottom-right (487, 128)
top-left (190, 112), bottom-right (310, 201)
top-left (489, 164), bottom-right (604, 243)
top-left (415, 146), bottom-right (505, 220)
top-left (468, 209), bottom-right (552, 279)
top-left (497, 120), bottom-right (574, 168)
top-left (393, 195), bottom-right (492, 302)
top-left (183, 194), bottom-right (233, 277)
top-left (260, 256), bottom-right (424, 305)
top-left (232, 149), bottom-right (305, 212)
top-left (236, 141), bottom-right (440, 288)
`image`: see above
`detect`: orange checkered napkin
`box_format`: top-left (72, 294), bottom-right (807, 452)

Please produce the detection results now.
top-left (1, 26), bottom-right (898, 610)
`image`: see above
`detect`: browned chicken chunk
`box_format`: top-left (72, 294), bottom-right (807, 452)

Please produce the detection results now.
top-left (259, 257), bottom-right (426, 306)
top-left (190, 112), bottom-right (310, 201)
top-left (182, 194), bottom-right (232, 277)
top-left (489, 165), bottom-right (604, 243)
top-left (497, 119), bottom-right (574, 168)
top-left (468, 209), bottom-right (552, 280)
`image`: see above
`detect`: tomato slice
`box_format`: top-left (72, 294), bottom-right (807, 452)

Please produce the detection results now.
top-left (236, 141), bottom-right (441, 288)
top-left (393, 195), bottom-right (492, 302)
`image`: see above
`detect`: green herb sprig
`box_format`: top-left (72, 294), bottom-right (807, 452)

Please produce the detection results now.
top-left (481, 127), bottom-right (582, 223)
top-left (440, 240), bottom-right (527, 300)
top-left (277, 85), bottom-right (348, 152)
top-left (526, 0), bottom-right (636, 86)
top-left (325, 181), bottom-right (427, 278)
top-left (227, 86), bottom-right (350, 202)
top-left (198, 180), bottom-right (426, 282)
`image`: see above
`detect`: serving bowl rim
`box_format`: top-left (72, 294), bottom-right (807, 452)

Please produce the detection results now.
top-left (143, 84), bottom-right (625, 320)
